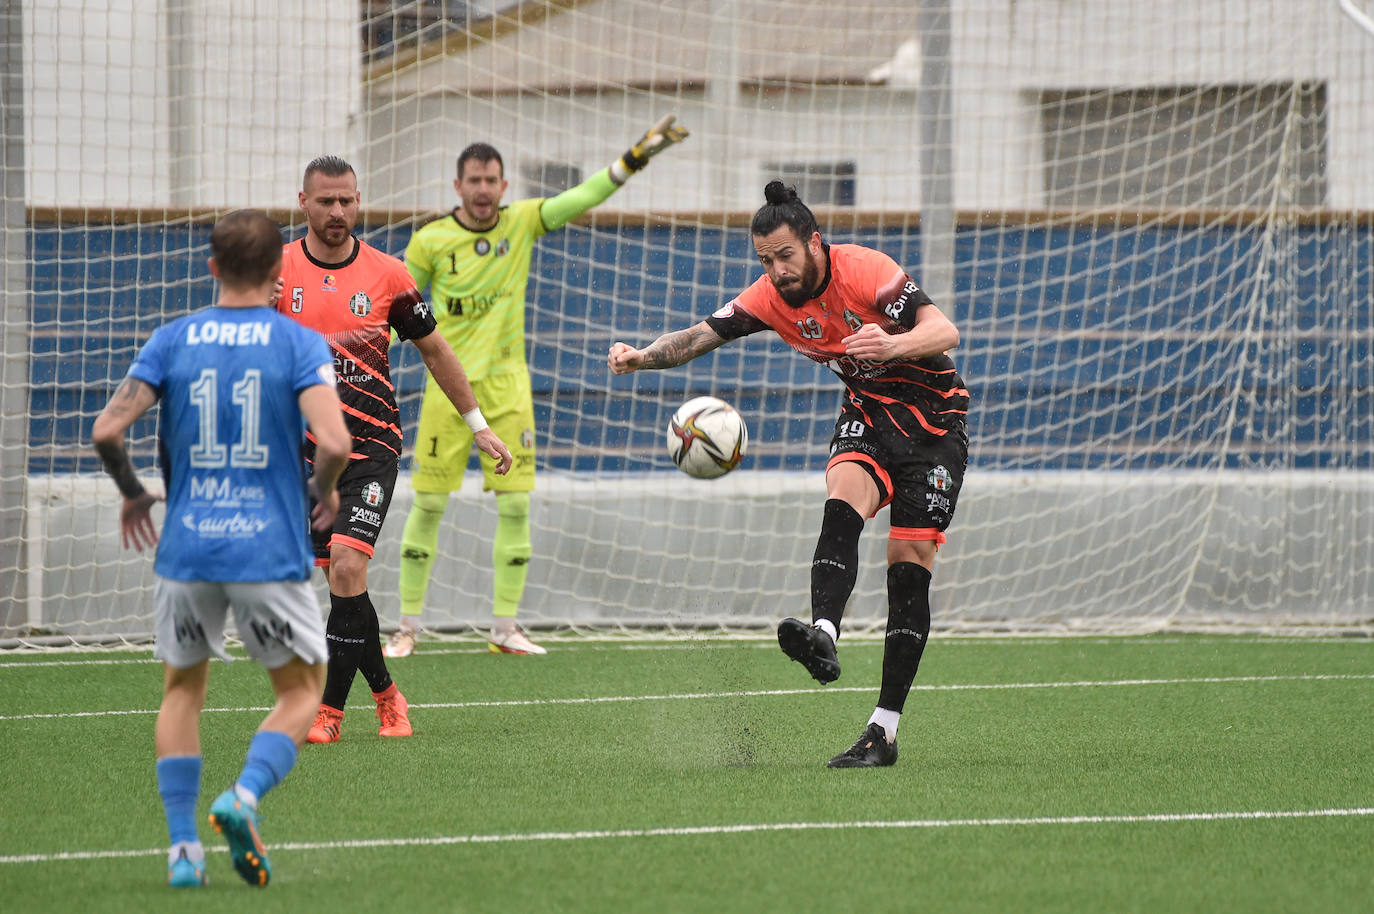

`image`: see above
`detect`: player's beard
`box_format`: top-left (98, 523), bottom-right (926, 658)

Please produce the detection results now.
top-left (321, 221), bottom-right (352, 246)
top-left (775, 251), bottom-right (822, 307)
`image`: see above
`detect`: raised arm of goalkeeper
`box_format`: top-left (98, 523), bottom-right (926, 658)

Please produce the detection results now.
top-left (538, 115), bottom-right (689, 231)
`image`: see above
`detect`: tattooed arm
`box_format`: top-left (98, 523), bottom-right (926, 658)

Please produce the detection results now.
top-left (607, 321), bottom-right (728, 375)
top-left (90, 376), bottom-right (163, 551)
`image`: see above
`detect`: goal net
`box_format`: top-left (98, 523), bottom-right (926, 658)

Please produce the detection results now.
top-left (6, 0), bottom-right (1373, 645)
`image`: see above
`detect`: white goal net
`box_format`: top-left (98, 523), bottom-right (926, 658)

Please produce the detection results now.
top-left (5, 0), bottom-right (1373, 645)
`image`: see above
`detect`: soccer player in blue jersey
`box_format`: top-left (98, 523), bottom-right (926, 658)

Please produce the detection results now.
top-left (91, 209), bottom-right (351, 888)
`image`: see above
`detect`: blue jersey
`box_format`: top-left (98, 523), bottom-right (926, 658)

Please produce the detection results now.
top-left (126, 306), bottom-right (335, 582)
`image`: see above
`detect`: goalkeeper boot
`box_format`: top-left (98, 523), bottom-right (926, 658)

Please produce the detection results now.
top-left (166, 845), bottom-right (208, 888)
top-left (828, 722), bottom-right (898, 769)
top-left (306, 705), bottom-right (344, 744)
top-left (383, 626), bottom-right (417, 658)
top-left (373, 683), bottom-right (412, 737)
top-left (777, 617), bottom-right (841, 684)
top-left (208, 790), bottom-right (271, 887)
top-left (488, 622), bottom-right (547, 655)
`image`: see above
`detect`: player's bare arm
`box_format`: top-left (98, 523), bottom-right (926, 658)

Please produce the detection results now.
top-left (412, 331), bottom-right (514, 474)
top-left (298, 383), bottom-right (350, 532)
top-left (90, 376), bottom-right (163, 551)
top-left (608, 321), bottom-right (727, 374)
top-left (842, 304), bottom-right (960, 362)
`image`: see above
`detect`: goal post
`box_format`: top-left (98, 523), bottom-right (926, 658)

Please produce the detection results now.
top-left (6, 0), bottom-right (1374, 645)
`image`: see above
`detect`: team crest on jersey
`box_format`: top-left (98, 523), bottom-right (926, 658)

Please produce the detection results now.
top-left (362, 482), bottom-right (385, 507)
top-left (322, 274), bottom-right (337, 292)
top-left (927, 465), bottom-right (952, 492)
top-left (348, 291), bottom-right (372, 317)
top-left (496, 238), bottom-right (510, 256)
top-left (474, 238), bottom-right (491, 256)
top-left (521, 428), bottom-right (534, 449)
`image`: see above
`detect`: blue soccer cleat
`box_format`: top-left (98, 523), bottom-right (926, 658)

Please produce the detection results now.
top-left (167, 846), bottom-right (208, 888)
top-left (208, 790), bottom-right (271, 886)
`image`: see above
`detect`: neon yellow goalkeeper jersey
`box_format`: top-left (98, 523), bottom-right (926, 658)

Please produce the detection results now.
top-left (404, 197), bottom-right (547, 382)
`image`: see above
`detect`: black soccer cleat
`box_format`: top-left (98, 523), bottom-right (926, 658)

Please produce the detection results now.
top-left (776, 617), bottom-right (841, 684)
top-left (827, 722), bottom-right (898, 768)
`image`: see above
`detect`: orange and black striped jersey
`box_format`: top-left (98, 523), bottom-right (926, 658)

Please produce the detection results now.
top-left (705, 243), bottom-right (969, 434)
top-left (278, 237), bottom-right (437, 462)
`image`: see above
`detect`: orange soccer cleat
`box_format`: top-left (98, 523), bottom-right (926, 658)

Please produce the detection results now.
top-left (373, 683), bottom-right (412, 738)
top-left (306, 705), bottom-right (344, 744)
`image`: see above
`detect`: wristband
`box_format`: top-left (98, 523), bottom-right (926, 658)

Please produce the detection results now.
top-left (462, 408), bottom-right (489, 433)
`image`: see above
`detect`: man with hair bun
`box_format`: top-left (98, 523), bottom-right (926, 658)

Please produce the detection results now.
top-left (609, 181), bottom-right (969, 768)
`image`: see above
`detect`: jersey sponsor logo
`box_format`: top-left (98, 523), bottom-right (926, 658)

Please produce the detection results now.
top-left (348, 291), bottom-right (372, 317)
top-left (189, 476), bottom-right (267, 507)
top-left (186, 321), bottom-right (272, 346)
top-left (826, 354), bottom-right (883, 378)
top-left (927, 465), bottom-right (952, 491)
top-left (474, 238), bottom-right (491, 256)
top-left (322, 274), bottom-right (337, 292)
top-left (362, 481), bottom-right (385, 507)
top-left (180, 512), bottom-right (271, 538)
top-left (349, 506), bottom-right (383, 528)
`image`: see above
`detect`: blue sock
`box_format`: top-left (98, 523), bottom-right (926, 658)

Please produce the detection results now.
top-left (234, 730), bottom-right (298, 806)
top-left (156, 755), bottom-right (202, 846)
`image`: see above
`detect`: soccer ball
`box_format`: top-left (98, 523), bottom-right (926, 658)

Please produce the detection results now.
top-left (666, 396), bottom-right (748, 479)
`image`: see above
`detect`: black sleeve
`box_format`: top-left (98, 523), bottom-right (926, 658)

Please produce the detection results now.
top-left (704, 300), bottom-right (770, 341)
top-left (389, 287), bottom-right (438, 341)
top-left (875, 272), bottom-right (935, 330)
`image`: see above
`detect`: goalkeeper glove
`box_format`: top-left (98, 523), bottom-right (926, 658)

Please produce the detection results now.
top-left (610, 115), bottom-right (689, 184)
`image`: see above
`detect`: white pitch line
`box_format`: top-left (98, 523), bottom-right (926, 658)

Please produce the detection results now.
top-left (3, 807), bottom-right (1372, 866)
top-left (2, 673), bottom-right (1371, 722)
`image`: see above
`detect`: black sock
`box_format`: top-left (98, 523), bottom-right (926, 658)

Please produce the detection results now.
top-left (811, 498), bottom-right (865, 635)
top-left (321, 593), bottom-right (368, 710)
top-left (877, 562), bottom-right (932, 714)
top-left (351, 591), bottom-right (393, 695)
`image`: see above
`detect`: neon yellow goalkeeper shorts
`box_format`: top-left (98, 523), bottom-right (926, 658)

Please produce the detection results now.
top-left (410, 370), bottom-right (535, 494)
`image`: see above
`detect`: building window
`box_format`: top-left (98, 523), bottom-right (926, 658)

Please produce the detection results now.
top-left (521, 160), bottom-right (584, 199)
top-left (1039, 83), bottom-right (1327, 208)
top-left (762, 161), bottom-right (857, 206)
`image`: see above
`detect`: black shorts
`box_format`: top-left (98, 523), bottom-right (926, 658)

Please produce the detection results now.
top-left (311, 458), bottom-right (399, 565)
top-left (827, 397), bottom-right (968, 544)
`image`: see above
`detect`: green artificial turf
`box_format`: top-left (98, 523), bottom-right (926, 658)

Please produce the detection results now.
top-left (1, 634), bottom-right (1370, 913)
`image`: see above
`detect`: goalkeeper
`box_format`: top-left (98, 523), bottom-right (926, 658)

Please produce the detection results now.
top-left (387, 115), bottom-right (689, 657)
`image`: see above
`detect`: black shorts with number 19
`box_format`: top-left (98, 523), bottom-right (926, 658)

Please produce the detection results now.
top-left (310, 457), bottom-right (399, 565)
top-left (826, 395), bottom-right (968, 541)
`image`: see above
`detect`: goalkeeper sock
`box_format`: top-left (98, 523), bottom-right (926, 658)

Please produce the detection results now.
top-left (398, 492), bottom-right (448, 621)
top-left (492, 492), bottom-right (532, 618)
top-left (811, 498), bottom-right (865, 635)
top-left (351, 591), bottom-right (393, 695)
top-left (233, 730), bottom-right (297, 808)
top-left (156, 755), bottom-right (202, 846)
top-left (877, 562), bottom-right (932, 715)
top-left (322, 593), bottom-right (367, 710)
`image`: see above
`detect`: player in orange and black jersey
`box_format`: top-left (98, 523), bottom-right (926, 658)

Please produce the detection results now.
top-left (279, 155), bottom-right (512, 745)
top-left (609, 181), bottom-right (969, 769)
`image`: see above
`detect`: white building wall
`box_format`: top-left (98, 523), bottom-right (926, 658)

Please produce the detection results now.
top-left (21, 0), bottom-right (1374, 211)
top-left (24, 0), bottom-right (360, 209)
